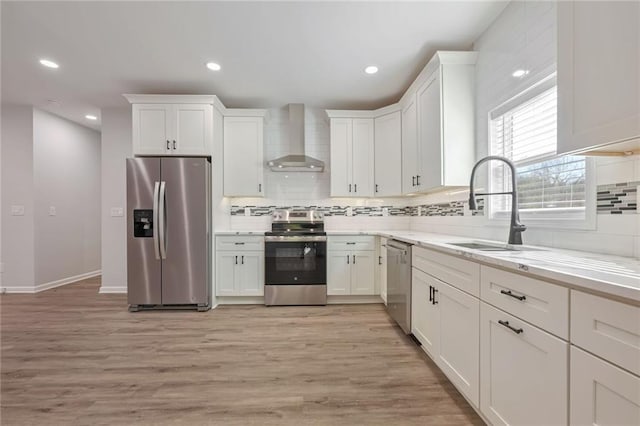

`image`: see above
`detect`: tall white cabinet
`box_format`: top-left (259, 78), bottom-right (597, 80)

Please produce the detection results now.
top-left (557, 0), bottom-right (640, 154)
top-left (329, 118), bottom-right (374, 197)
top-left (374, 112), bottom-right (402, 196)
top-left (223, 115), bottom-right (265, 197)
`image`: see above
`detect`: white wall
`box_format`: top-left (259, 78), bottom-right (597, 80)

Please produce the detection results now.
top-left (99, 107), bottom-right (131, 293)
top-left (33, 109), bottom-right (101, 288)
top-left (1, 105), bottom-right (35, 291)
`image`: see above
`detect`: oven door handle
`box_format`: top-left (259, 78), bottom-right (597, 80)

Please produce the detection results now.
top-left (265, 236), bottom-right (327, 242)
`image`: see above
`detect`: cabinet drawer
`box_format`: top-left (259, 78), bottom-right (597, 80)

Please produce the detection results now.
top-left (570, 346), bottom-right (640, 426)
top-left (413, 246), bottom-right (480, 296)
top-left (571, 290), bottom-right (640, 376)
top-left (480, 266), bottom-right (569, 339)
top-left (216, 236), bottom-right (264, 251)
top-left (328, 235), bottom-right (375, 251)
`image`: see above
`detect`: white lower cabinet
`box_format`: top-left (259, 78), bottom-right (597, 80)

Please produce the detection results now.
top-left (215, 236), bottom-right (264, 297)
top-left (480, 301), bottom-right (568, 426)
top-left (327, 250), bottom-right (375, 296)
top-left (216, 252), bottom-right (264, 296)
top-left (411, 267), bottom-right (479, 407)
top-left (570, 346), bottom-right (640, 426)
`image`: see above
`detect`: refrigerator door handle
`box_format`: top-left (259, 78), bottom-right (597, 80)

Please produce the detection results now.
top-left (152, 181), bottom-right (161, 260)
top-left (159, 181), bottom-right (167, 259)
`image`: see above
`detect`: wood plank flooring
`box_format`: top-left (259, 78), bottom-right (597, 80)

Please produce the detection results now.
top-left (1, 277), bottom-right (482, 425)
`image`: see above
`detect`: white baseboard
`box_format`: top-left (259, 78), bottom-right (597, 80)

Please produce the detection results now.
top-left (99, 286), bottom-right (127, 294)
top-left (35, 270), bottom-right (102, 293)
top-left (1, 286), bottom-right (37, 294)
top-left (1, 270), bottom-right (102, 294)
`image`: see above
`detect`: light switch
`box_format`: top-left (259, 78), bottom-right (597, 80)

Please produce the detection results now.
top-left (110, 207), bottom-right (124, 217)
top-left (49, 206), bottom-right (57, 216)
top-left (11, 205), bottom-right (25, 216)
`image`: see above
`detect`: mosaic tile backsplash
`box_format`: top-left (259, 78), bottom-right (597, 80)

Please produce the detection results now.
top-left (597, 181), bottom-right (638, 214)
top-left (230, 199), bottom-right (485, 217)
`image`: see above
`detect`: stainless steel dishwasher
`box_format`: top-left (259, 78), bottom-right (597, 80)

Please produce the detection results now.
top-left (386, 239), bottom-right (412, 334)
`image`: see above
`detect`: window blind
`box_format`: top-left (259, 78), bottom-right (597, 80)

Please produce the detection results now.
top-left (490, 82), bottom-right (586, 218)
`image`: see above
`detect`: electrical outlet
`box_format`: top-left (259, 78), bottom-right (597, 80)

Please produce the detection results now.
top-left (244, 207), bottom-right (251, 217)
top-left (346, 207), bottom-right (353, 217)
top-left (382, 207), bottom-right (389, 217)
top-left (11, 205), bottom-right (25, 216)
top-left (49, 206), bottom-right (57, 216)
top-left (110, 207), bottom-right (124, 217)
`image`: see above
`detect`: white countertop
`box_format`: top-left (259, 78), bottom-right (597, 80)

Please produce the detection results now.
top-left (216, 229), bottom-right (640, 303)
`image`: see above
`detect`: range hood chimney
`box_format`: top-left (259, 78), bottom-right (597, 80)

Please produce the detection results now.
top-left (267, 104), bottom-right (325, 172)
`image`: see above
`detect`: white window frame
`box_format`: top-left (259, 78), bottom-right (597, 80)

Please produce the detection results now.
top-left (486, 74), bottom-right (596, 230)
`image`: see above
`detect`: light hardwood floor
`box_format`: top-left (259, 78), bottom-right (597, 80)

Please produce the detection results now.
top-left (1, 277), bottom-right (482, 425)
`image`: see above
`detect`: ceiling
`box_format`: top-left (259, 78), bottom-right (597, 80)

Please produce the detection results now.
top-left (1, 1), bottom-right (508, 131)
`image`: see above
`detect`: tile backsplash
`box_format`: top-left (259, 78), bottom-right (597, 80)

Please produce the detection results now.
top-left (230, 199), bottom-right (484, 217)
top-left (597, 181), bottom-right (638, 214)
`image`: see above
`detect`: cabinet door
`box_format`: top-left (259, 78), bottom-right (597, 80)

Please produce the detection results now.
top-left (237, 252), bottom-right (264, 296)
top-left (216, 253), bottom-right (238, 296)
top-left (374, 112), bottom-right (402, 196)
top-left (132, 104), bottom-right (172, 155)
top-left (173, 104), bottom-right (213, 155)
top-left (570, 346), bottom-right (640, 426)
top-left (417, 71), bottom-right (442, 191)
top-left (558, 1), bottom-right (640, 154)
top-left (223, 117), bottom-right (264, 197)
top-left (330, 118), bottom-right (352, 197)
top-left (401, 95), bottom-right (418, 194)
top-left (327, 251), bottom-right (351, 295)
top-left (480, 302), bottom-right (568, 426)
top-left (351, 119), bottom-right (374, 197)
top-left (411, 268), bottom-right (439, 358)
top-left (379, 242), bottom-right (387, 303)
top-left (437, 280), bottom-right (480, 408)
top-left (351, 251), bottom-right (375, 295)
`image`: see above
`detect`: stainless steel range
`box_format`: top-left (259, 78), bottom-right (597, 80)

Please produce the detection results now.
top-left (264, 209), bottom-right (327, 306)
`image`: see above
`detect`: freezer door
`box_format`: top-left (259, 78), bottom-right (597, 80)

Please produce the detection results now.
top-left (127, 158), bottom-right (162, 305)
top-left (160, 157), bottom-right (210, 305)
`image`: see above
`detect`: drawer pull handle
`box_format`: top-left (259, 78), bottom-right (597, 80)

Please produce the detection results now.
top-left (500, 289), bottom-right (526, 301)
top-left (234, 242), bottom-right (245, 245)
top-left (346, 242), bottom-right (356, 245)
top-left (498, 320), bottom-right (523, 334)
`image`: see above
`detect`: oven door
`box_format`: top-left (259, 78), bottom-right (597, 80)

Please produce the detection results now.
top-left (265, 239), bottom-right (326, 285)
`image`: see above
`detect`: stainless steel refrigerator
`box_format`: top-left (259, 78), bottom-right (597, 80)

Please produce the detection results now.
top-left (126, 157), bottom-right (211, 311)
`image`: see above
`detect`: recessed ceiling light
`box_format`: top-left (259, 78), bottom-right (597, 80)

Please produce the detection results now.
top-left (39, 59), bottom-right (59, 69)
top-left (206, 62), bottom-right (221, 71)
top-left (85, 115), bottom-right (97, 120)
top-left (364, 65), bottom-right (378, 74)
top-left (512, 69), bottom-right (530, 78)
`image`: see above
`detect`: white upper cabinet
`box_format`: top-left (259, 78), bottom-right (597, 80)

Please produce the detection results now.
top-left (223, 116), bottom-right (264, 197)
top-left (329, 118), bottom-right (374, 197)
top-left (414, 53), bottom-right (476, 193)
top-left (130, 100), bottom-right (213, 156)
top-left (374, 111), bottom-right (402, 196)
top-left (401, 95), bottom-right (418, 194)
top-left (557, 1), bottom-right (640, 154)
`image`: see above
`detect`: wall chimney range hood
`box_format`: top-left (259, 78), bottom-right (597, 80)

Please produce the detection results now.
top-left (267, 104), bottom-right (325, 172)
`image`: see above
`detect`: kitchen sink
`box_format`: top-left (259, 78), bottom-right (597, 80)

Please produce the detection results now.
top-left (447, 242), bottom-right (545, 252)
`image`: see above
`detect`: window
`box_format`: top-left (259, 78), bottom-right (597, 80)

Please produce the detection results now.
top-left (489, 75), bottom-right (588, 222)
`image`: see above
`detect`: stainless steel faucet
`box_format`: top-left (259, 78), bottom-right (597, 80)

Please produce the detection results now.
top-left (469, 155), bottom-right (526, 245)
